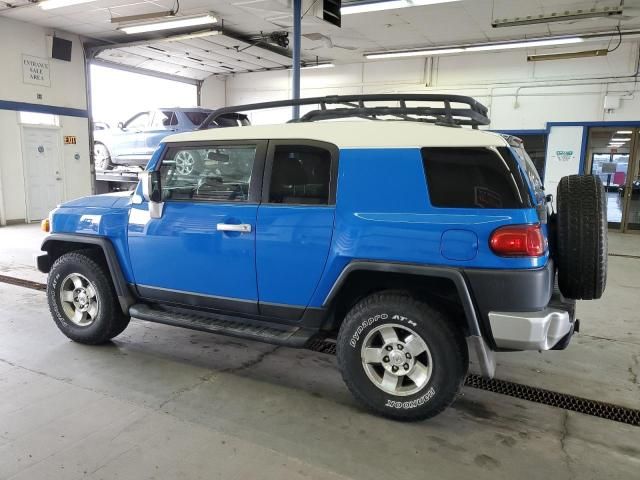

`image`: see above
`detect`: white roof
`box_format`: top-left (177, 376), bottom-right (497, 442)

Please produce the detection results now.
top-left (165, 121), bottom-right (507, 149)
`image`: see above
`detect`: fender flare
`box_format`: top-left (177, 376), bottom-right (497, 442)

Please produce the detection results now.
top-left (322, 261), bottom-right (495, 377)
top-left (39, 233), bottom-right (134, 313)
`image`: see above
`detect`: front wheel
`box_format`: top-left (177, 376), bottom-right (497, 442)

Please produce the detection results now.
top-left (94, 142), bottom-right (112, 171)
top-left (47, 251), bottom-right (130, 344)
top-left (337, 292), bottom-right (468, 421)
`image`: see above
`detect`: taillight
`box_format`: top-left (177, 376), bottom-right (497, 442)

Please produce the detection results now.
top-left (489, 224), bottom-right (546, 257)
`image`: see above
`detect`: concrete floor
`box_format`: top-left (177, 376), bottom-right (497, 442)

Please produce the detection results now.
top-left (0, 225), bottom-right (638, 479)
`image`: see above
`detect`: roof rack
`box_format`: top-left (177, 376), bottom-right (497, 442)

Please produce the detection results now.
top-left (198, 94), bottom-right (490, 130)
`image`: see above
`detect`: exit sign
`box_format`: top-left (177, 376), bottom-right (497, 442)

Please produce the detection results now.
top-left (64, 135), bottom-right (77, 145)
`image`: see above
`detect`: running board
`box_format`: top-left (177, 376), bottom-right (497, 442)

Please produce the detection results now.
top-left (129, 304), bottom-right (316, 348)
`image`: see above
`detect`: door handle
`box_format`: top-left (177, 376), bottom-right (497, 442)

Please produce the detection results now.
top-left (217, 223), bottom-right (252, 233)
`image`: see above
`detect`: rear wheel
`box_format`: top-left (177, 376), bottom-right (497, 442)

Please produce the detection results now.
top-left (94, 142), bottom-right (112, 171)
top-left (47, 251), bottom-right (130, 344)
top-left (555, 174), bottom-right (607, 300)
top-left (337, 292), bottom-right (468, 421)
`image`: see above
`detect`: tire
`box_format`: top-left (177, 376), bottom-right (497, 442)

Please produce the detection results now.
top-left (94, 142), bottom-right (112, 171)
top-left (556, 174), bottom-right (607, 300)
top-left (337, 292), bottom-right (468, 421)
top-left (47, 251), bottom-right (130, 344)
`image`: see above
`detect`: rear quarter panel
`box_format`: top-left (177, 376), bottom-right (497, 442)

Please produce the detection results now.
top-left (309, 147), bottom-right (546, 307)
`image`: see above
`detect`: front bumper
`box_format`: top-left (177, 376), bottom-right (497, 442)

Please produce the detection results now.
top-left (488, 294), bottom-right (576, 350)
top-left (36, 253), bottom-right (51, 273)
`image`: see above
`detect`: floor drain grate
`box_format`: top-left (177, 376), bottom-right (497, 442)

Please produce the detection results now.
top-left (0, 274), bottom-right (46, 291)
top-left (464, 374), bottom-right (640, 426)
top-left (307, 340), bottom-right (640, 426)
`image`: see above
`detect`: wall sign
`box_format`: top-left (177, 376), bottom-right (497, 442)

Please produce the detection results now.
top-left (64, 135), bottom-right (77, 145)
top-left (22, 55), bottom-right (50, 87)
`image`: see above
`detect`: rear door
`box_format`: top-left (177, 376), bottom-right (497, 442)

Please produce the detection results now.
top-left (111, 112), bottom-right (151, 160)
top-left (128, 140), bottom-right (266, 314)
top-left (256, 141), bottom-right (338, 321)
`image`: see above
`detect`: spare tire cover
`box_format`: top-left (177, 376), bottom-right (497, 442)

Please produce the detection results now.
top-left (555, 174), bottom-right (607, 300)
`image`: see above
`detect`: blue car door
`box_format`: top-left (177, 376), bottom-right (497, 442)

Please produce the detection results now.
top-left (128, 141), bottom-right (267, 314)
top-left (111, 112), bottom-right (150, 160)
top-left (256, 141), bottom-right (337, 321)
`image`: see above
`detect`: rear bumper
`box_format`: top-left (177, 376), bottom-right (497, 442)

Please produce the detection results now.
top-left (488, 291), bottom-right (577, 350)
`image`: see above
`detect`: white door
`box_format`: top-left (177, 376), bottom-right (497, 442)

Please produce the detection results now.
top-left (22, 126), bottom-right (63, 221)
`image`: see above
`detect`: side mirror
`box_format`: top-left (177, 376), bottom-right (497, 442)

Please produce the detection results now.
top-left (139, 170), bottom-right (163, 218)
top-left (118, 122), bottom-right (125, 130)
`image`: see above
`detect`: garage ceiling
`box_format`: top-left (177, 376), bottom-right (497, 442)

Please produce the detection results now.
top-left (1, 0), bottom-right (638, 80)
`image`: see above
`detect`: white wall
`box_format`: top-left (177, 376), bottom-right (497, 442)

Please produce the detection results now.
top-left (200, 39), bottom-right (640, 190)
top-left (0, 16), bottom-right (90, 224)
top-left (203, 40), bottom-right (640, 129)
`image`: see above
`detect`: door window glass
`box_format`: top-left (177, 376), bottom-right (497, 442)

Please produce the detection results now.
top-left (268, 145), bottom-right (331, 204)
top-left (159, 145), bottom-right (256, 202)
top-left (125, 112), bottom-right (150, 130)
top-left (151, 111), bottom-right (177, 128)
top-left (19, 112), bottom-right (59, 126)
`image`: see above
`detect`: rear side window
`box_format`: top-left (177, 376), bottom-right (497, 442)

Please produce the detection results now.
top-left (184, 111), bottom-right (210, 126)
top-left (268, 145), bottom-right (331, 205)
top-left (421, 147), bottom-right (529, 209)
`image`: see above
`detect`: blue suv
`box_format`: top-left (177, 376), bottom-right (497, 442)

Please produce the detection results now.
top-left (37, 95), bottom-right (607, 421)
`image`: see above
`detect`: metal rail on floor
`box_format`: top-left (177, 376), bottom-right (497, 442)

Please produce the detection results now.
top-left (1, 275), bottom-right (638, 426)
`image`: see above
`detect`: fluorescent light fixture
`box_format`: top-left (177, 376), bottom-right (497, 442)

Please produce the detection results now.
top-left (301, 63), bottom-right (335, 69)
top-left (467, 37), bottom-right (583, 52)
top-left (611, 138), bottom-right (631, 142)
top-left (616, 130), bottom-right (632, 134)
top-left (342, 0), bottom-right (461, 15)
top-left (162, 29), bottom-right (221, 42)
top-left (119, 14), bottom-right (217, 35)
top-left (39, 0), bottom-right (97, 10)
top-left (527, 49), bottom-right (607, 62)
top-left (366, 37), bottom-right (584, 60)
top-left (492, 6), bottom-right (623, 28)
top-left (111, 11), bottom-right (175, 24)
top-left (366, 47), bottom-right (464, 59)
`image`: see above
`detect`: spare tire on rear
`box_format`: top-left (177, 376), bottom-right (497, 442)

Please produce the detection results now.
top-left (555, 174), bottom-right (607, 300)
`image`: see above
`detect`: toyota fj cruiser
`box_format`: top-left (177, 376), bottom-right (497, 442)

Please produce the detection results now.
top-left (37, 95), bottom-right (607, 421)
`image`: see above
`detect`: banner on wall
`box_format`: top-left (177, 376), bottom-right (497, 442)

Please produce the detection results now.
top-left (22, 55), bottom-right (50, 87)
top-left (544, 126), bottom-right (585, 206)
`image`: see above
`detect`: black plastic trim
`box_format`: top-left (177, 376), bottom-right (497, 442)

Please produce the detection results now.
top-left (464, 261), bottom-right (555, 316)
top-left (39, 233), bottom-right (135, 313)
top-left (136, 284), bottom-right (258, 315)
top-left (323, 261), bottom-right (483, 337)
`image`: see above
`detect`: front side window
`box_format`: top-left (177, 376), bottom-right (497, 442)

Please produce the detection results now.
top-left (159, 145), bottom-right (256, 202)
top-left (268, 145), bottom-right (331, 205)
top-left (151, 111), bottom-right (177, 128)
top-left (421, 147), bottom-right (528, 209)
top-left (125, 112), bottom-right (150, 130)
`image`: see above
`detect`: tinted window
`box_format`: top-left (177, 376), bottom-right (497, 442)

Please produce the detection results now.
top-left (160, 145), bottom-right (256, 202)
top-left (269, 145), bottom-right (331, 205)
top-left (184, 112), bottom-right (210, 126)
top-left (421, 147), bottom-right (527, 209)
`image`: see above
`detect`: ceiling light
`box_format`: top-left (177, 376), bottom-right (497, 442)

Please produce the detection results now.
top-left (611, 138), bottom-right (631, 142)
top-left (119, 14), bottom-right (218, 35)
top-left (301, 63), bottom-right (335, 69)
top-left (39, 0), bottom-right (97, 10)
top-left (111, 11), bottom-right (175, 24)
top-left (366, 37), bottom-right (584, 59)
top-left (366, 47), bottom-right (464, 59)
top-left (341, 0), bottom-right (461, 15)
top-left (527, 49), bottom-right (607, 62)
top-left (466, 37), bottom-right (583, 52)
top-left (161, 29), bottom-right (221, 42)
top-left (492, 6), bottom-right (623, 28)
top-left (616, 130), bottom-right (632, 134)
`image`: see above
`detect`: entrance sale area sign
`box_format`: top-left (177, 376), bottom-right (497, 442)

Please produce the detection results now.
top-left (22, 55), bottom-right (50, 87)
